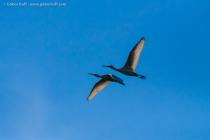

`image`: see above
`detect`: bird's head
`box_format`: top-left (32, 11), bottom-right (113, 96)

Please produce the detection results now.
top-left (102, 65), bottom-right (114, 69)
top-left (88, 73), bottom-right (100, 77)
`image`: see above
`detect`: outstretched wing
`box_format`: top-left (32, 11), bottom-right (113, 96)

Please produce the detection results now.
top-left (87, 79), bottom-right (111, 101)
top-left (122, 37), bottom-right (145, 71)
top-left (110, 74), bottom-right (124, 85)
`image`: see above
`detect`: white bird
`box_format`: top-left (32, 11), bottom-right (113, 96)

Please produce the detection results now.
top-left (102, 37), bottom-right (146, 79)
top-left (87, 73), bottom-right (125, 101)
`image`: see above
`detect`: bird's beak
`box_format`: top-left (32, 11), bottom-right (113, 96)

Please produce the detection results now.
top-left (102, 65), bottom-right (110, 68)
top-left (88, 73), bottom-right (94, 75)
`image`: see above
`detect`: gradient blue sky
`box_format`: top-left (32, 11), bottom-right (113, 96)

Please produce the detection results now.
top-left (0, 0), bottom-right (210, 140)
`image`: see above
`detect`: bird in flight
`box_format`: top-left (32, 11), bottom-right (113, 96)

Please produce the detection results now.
top-left (102, 37), bottom-right (146, 79)
top-left (87, 73), bottom-right (125, 100)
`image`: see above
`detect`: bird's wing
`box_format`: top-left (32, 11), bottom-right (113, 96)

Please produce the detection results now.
top-left (87, 79), bottom-right (111, 100)
top-left (110, 74), bottom-right (124, 84)
top-left (122, 37), bottom-right (145, 71)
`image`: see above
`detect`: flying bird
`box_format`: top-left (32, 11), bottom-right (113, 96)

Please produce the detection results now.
top-left (87, 73), bottom-right (125, 101)
top-left (102, 37), bottom-right (146, 79)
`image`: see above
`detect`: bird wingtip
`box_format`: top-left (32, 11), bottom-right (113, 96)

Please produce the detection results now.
top-left (141, 37), bottom-right (146, 41)
top-left (120, 82), bottom-right (125, 85)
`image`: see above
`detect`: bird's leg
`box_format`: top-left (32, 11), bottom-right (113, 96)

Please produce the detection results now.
top-left (133, 72), bottom-right (146, 79)
top-left (137, 75), bottom-right (146, 80)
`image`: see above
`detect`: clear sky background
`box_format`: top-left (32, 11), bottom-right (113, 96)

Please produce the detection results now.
top-left (0, 0), bottom-right (210, 140)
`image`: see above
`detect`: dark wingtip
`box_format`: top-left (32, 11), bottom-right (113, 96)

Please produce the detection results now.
top-left (141, 37), bottom-right (146, 41)
top-left (86, 97), bottom-right (90, 101)
top-left (121, 83), bottom-right (125, 85)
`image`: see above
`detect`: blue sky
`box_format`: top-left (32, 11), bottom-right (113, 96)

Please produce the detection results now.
top-left (0, 0), bottom-right (210, 139)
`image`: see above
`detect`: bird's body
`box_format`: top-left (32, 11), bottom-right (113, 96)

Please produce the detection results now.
top-left (102, 37), bottom-right (146, 79)
top-left (87, 73), bottom-right (125, 100)
top-left (118, 67), bottom-right (137, 76)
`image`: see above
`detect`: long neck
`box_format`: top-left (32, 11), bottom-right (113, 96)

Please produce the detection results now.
top-left (95, 75), bottom-right (102, 78)
top-left (111, 66), bottom-right (120, 72)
